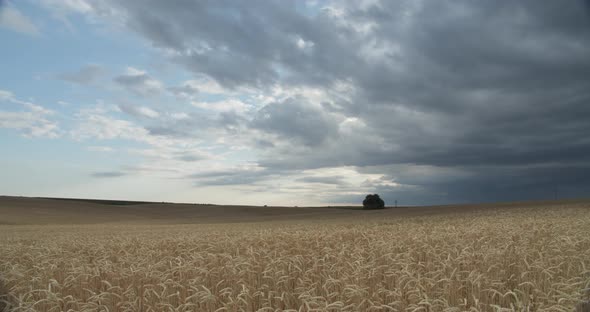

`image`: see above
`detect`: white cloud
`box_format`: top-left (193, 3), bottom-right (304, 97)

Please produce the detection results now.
top-left (0, 90), bottom-right (59, 138)
top-left (0, 5), bottom-right (40, 35)
top-left (70, 106), bottom-right (215, 179)
top-left (118, 103), bottom-right (160, 119)
top-left (192, 78), bottom-right (225, 94)
top-left (87, 146), bottom-right (114, 152)
top-left (294, 35), bottom-right (315, 53)
top-left (114, 67), bottom-right (164, 97)
top-left (37, 0), bottom-right (110, 32)
top-left (136, 106), bottom-right (159, 118)
top-left (168, 77), bottom-right (226, 100)
top-left (0, 90), bottom-right (14, 100)
top-left (0, 111), bottom-right (59, 138)
top-left (71, 111), bottom-right (149, 141)
top-left (124, 67), bottom-right (145, 76)
top-left (191, 98), bottom-right (249, 113)
top-left (169, 112), bottom-right (190, 120)
top-left (43, 0), bottom-right (94, 14)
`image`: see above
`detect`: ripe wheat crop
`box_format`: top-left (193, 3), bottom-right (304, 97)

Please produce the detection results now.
top-left (0, 205), bottom-right (589, 311)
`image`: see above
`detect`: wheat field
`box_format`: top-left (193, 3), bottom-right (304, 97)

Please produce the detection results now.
top-left (0, 201), bottom-right (589, 311)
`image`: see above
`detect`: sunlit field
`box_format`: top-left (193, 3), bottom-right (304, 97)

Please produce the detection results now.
top-left (1, 200), bottom-right (589, 311)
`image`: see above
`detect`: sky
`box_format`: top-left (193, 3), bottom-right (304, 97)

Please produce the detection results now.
top-left (1, 0), bottom-right (589, 206)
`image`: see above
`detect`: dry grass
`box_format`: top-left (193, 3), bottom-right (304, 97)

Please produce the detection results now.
top-left (0, 203), bottom-right (589, 311)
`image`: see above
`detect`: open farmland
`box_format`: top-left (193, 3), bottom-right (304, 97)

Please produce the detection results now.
top-left (0, 197), bottom-right (589, 311)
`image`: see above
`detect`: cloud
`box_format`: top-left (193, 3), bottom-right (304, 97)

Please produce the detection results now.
top-left (114, 67), bottom-right (163, 96)
top-left (167, 83), bottom-right (198, 99)
top-left (252, 97), bottom-right (340, 147)
top-left (91, 171), bottom-right (126, 178)
top-left (118, 103), bottom-right (159, 119)
top-left (142, 112), bottom-right (218, 139)
top-left (0, 111), bottom-right (59, 138)
top-left (0, 90), bottom-right (14, 100)
top-left (188, 167), bottom-right (279, 186)
top-left (71, 111), bottom-right (147, 141)
top-left (41, 0), bottom-right (94, 14)
top-left (70, 1), bottom-right (359, 87)
top-left (87, 146), bottom-right (114, 152)
top-left (70, 105), bottom-right (215, 186)
top-left (192, 99), bottom-right (249, 113)
top-left (57, 64), bottom-right (104, 85)
top-left (175, 150), bottom-right (207, 162)
top-left (0, 4), bottom-right (40, 35)
top-left (296, 175), bottom-right (347, 185)
top-left (37, 0), bottom-right (116, 32)
top-left (0, 89), bottom-right (60, 138)
top-left (167, 78), bottom-right (230, 100)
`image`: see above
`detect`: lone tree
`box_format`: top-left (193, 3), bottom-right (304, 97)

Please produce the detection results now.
top-left (363, 194), bottom-right (385, 209)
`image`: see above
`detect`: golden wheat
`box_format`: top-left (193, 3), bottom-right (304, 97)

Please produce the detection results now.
top-left (0, 205), bottom-right (589, 311)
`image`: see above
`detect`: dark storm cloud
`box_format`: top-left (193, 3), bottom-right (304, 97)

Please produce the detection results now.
top-left (252, 97), bottom-right (339, 146)
top-left (387, 165), bottom-right (590, 206)
top-left (90, 0), bottom-right (590, 203)
top-left (93, 0), bottom-right (363, 88)
top-left (350, 1), bottom-right (590, 109)
top-left (57, 64), bottom-right (104, 85)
